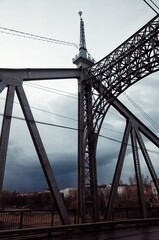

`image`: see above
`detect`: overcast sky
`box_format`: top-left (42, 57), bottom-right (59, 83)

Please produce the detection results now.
top-left (0, 0), bottom-right (159, 192)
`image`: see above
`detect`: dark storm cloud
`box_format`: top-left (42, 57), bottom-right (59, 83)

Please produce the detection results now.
top-left (96, 137), bottom-right (134, 184)
top-left (3, 143), bottom-right (77, 192)
top-left (49, 152), bottom-right (77, 189)
top-left (3, 137), bottom-right (128, 192)
top-left (3, 127), bottom-right (155, 192)
top-left (4, 161), bottom-right (47, 192)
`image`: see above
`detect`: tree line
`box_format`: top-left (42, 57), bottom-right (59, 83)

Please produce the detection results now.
top-left (0, 175), bottom-right (157, 210)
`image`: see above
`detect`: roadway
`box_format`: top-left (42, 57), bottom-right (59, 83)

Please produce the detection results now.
top-left (1, 219), bottom-right (159, 239)
top-left (44, 225), bottom-right (159, 240)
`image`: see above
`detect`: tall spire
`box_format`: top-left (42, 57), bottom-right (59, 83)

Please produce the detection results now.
top-left (73, 11), bottom-right (95, 68)
top-left (79, 11), bottom-right (87, 51)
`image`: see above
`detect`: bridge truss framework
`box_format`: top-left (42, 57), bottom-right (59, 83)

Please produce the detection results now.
top-left (0, 13), bottom-right (159, 224)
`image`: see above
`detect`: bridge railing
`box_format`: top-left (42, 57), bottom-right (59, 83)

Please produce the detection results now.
top-left (102, 207), bottom-right (159, 221)
top-left (0, 208), bottom-right (159, 230)
top-left (0, 209), bottom-right (77, 230)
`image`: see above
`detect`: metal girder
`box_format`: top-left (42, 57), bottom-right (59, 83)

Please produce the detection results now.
top-left (130, 126), bottom-right (147, 218)
top-left (79, 12), bottom-right (159, 221)
top-left (79, 15), bottom-right (159, 223)
top-left (112, 98), bottom-right (159, 147)
top-left (93, 82), bottom-right (159, 147)
top-left (16, 85), bottom-right (70, 225)
top-left (81, 61), bottom-right (159, 222)
top-left (78, 72), bottom-right (99, 223)
top-left (0, 85), bottom-right (15, 192)
top-left (86, 14), bottom-right (159, 99)
top-left (135, 129), bottom-right (159, 196)
top-left (104, 120), bottom-right (132, 221)
top-left (82, 77), bottom-right (159, 221)
top-left (83, 83), bottom-right (99, 222)
top-left (0, 68), bottom-right (81, 81)
top-left (94, 85), bottom-right (159, 221)
top-left (0, 67), bottom-right (82, 225)
top-left (77, 74), bottom-right (85, 223)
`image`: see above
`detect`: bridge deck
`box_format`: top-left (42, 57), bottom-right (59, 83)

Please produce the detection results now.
top-left (0, 218), bottom-right (159, 239)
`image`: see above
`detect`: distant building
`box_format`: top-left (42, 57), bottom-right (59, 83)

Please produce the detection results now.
top-left (117, 184), bottom-right (127, 195)
top-left (17, 192), bottom-right (37, 197)
top-left (150, 180), bottom-right (159, 200)
top-left (60, 188), bottom-right (77, 199)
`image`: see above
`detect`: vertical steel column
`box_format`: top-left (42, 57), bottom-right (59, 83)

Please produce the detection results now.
top-left (0, 85), bottom-right (15, 193)
top-left (130, 126), bottom-right (147, 218)
top-left (78, 72), bottom-right (99, 222)
top-left (77, 74), bottom-right (85, 223)
top-left (104, 120), bottom-right (131, 221)
top-left (16, 85), bottom-right (69, 225)
top-left (84, 82), bottom-right (99, 222)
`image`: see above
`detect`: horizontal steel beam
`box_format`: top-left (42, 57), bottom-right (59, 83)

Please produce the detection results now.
top-left (0, 68), bottom-right (81, 82)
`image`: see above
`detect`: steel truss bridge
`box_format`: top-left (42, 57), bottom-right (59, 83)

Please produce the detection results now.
top-left (0, 13), bottom-right (159, 225)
